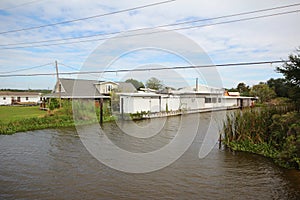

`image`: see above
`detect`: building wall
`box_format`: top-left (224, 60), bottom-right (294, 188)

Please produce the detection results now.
top-left (121, 96), bottom-right (161, 113)
top-left (180, 96), bottom-right (205, 110)
top-left (120, 95), bottom-right (249, 114)
top-left (0, 96), bottom-right (12, 105)
top-left (223, 98), bottom-right (238, 107)
top-left (161, 96), bottom-right (180, 111)
top-left (96, 83), bottom-right (118, 94)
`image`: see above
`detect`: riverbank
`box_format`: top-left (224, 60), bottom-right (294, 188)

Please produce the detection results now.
top-left (222, 105), bottom-right (300, 170)
top-left (0, 103), bottom-right (115, 135)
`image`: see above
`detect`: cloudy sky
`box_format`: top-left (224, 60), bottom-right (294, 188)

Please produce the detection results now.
top-left (0, 0), bottom-right (299, 89)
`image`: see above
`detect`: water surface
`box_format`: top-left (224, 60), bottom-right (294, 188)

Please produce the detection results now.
top-left (0, 112), bottom-right (299, 199)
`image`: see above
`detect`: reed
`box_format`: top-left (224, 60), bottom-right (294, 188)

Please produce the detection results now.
top-left (222, 105), bottom-right (300, 169)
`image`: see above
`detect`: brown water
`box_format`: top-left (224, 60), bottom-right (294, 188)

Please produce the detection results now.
top-left (0, 112), bottom-right (300, 200)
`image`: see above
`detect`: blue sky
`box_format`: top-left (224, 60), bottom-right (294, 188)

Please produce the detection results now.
top-left (0, 0), bottom-right (299, 89)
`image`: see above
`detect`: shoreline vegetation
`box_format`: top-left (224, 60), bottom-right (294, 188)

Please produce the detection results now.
top-left (0, 100), bottom-right (115, 135)
top-left (222, 105), bottom-right (300, 170)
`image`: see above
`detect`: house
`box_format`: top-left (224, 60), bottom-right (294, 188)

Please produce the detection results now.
top-left (44, 78), bottom-right (137, 100)
top-left (0, 91), bottom-right (41, 105)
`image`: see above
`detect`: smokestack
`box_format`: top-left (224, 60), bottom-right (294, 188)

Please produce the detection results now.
top-left (196, 78), bottom-right (199, 92)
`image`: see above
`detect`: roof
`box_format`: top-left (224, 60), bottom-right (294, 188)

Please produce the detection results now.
top-left (44, 78), bottom-right (109, 99)
top-left (0, 91), bottom-right (40, 96)
top-left (119, 92), bottom-right (162, 97)
top-left (116, 82), bottom-right (137, 93)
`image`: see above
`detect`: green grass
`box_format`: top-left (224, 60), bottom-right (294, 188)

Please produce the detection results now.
top-left (0, 100), bottom-right (116, 134)
top-left (0, 106), bottom-right (46, 124)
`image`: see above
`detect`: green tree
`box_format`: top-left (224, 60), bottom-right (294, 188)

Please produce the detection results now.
top-left (276, 48), bottom-right (300, 102)
top-left (267, 78), bottom-right (289, 98)
top-left (145, 77), bottom-right (163, 90)
top-left (237, 82), bottom-right (250, 96)
top-left (125, 78), bottom-right (144, 90)
top-left (250, 83), bottom-right (276, 103)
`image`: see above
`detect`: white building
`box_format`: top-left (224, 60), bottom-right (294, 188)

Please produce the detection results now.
top-left (119, 85), bottom-right (256, 116)
top-left (0, 91), bottom-right (41, 105)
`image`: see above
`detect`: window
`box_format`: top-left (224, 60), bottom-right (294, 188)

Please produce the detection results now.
top-left (106, 84), bottom-right (113, 92)
top-left (26, 97), bottom-right (29, 100)
top-left (3, 97), bottom-right (6, 100)
top-left (212, 98), bottom-right (217, 103)
top-left (218, 98), bottom-right (222, 103)
top-left (205, 98), bottom-right (212, 103)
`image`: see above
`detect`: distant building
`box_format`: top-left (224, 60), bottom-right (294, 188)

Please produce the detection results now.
top-left (0, 91), bottom-right (41, 105)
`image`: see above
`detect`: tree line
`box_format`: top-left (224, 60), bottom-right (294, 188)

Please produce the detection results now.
top-left (228, 48), bottom-right (300, 104)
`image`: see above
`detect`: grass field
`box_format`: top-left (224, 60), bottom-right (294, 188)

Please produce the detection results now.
top-left (0, 106), bottom-right (46, 124)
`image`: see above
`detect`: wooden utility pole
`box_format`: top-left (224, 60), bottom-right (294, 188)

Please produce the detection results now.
top-left (55, 60), bottom-right (61, 108)
top-left (100, 98), bottom-right (103, 124)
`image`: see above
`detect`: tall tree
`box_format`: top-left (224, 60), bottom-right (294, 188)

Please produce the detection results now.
top-left (145, 77), bottom-right (163, 90)
top-left (250, 83), bottom-right (276, 103)
top-left (125, 78), bottom-right (144, 90)
top-left (267, 78), bottom-right (289, 98)
top-left (277, 48), bottom-right (300, 87)
top-left (276, 48), bottom-right (300, 102)
top-left (237, 82), bottom-right (250, 96)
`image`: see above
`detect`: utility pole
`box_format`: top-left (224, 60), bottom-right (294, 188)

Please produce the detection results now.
top-left (55, 60), bottom-right (61, 108)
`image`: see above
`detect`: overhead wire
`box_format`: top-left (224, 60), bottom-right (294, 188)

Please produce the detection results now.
top-left (0, 0), bottom-right (42, 11)
top-left (1, 3), bottom-right (300, 48)
top-left (0, 9), bottom-right (299, 50)
top-left (0, 0), bottom-right (176, 35)
top-left (0, 60), bottom-right (287, 77)
top-left (0, 62), bottom-right (52, 74)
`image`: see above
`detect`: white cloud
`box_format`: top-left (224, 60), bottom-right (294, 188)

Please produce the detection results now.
top-left (0, 0), bottom-right (299, 89)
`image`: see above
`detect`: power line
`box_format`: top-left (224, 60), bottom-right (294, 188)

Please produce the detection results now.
top-left (0, 62), bottom-right (52, 74)
top-left (0, 0), bottom-right (43, 10)
top-left (0, 0), bottom-right (175, 35)
top-left (0, 60), bottom-right (287, 77)
top-left (58, 63), bottom-right (80, 71)
top-left (1, 2), bottom-right (300, 48)
top-left (1, 9), bottom-right (299, 50)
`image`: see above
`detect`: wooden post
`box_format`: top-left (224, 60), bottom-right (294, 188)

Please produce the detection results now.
top-left (121, 97), bottom-right (124, 120)
top-left (219, 134), bottom-right (222, 149)
top-left (55, 60), bottom-right (61, 108)
top-left (100, 98), bottom-right (103, 124)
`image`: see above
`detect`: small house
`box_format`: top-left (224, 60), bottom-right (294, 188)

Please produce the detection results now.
top-left (0, 91), bottom-right (41, 105)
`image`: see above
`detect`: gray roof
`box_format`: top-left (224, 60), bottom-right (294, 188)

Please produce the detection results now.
top-left (116, 82), bottom-right (137, 93)
top-left (44, 78), bottom-right (110, 99)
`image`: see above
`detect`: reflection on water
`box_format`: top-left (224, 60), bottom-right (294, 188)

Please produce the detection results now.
top-left (0, 112), bottom-right (299, 199)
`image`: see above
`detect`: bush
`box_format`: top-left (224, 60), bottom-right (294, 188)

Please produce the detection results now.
top-left (223, 105), bottom-right (300, 169)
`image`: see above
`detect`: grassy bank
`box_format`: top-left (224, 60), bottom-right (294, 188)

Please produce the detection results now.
top-left (223, 105), bottom-right (300, 169)
top-left (0, 106), bottom-right (45, 124)
top-left (0, 100), bottom-right (115, 135)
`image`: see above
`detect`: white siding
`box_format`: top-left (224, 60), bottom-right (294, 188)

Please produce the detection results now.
top-left (223, 98), bottom-right (238, 107)
top-left (119, 94), bottom-right (251, 114)
top-left (0, 96), bottom-right (11, 105)
top-left (0, 95), bottom-right (40, 105)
